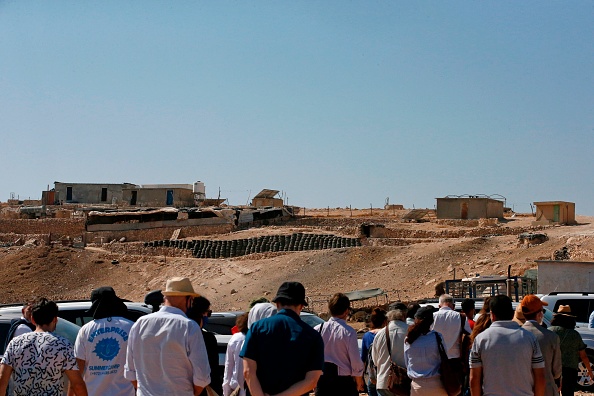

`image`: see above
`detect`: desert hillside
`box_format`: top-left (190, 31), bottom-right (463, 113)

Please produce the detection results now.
top-left (1, 211), bottom-right (593, 313)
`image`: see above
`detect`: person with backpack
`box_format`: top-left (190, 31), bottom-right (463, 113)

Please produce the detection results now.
top-left (372, 303), bottom-right (409, 396)
top-left (361, 307), bottom-right (387, 396)
top-left (3, 300), bottom-right (35, 351)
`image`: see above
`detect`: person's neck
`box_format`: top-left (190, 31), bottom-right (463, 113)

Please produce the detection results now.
top-left (279, 305), bottom-right (300, 314)
top-left (35, 325), bottom-right (53, 332)
top-left (164, 300), bottom-right (187, 312)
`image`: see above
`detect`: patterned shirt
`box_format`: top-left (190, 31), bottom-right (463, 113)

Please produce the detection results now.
top-left (1, 331), bottom-right (77, 396)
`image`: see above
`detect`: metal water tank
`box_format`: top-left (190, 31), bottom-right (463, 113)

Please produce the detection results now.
top-left (193, 181), bottom-right (205, 194)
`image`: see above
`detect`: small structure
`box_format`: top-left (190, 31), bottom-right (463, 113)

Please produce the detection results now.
top-left (436, 196), bottom-right (504, 220)
top-left (532, 201), bottom-right (576, 225)
top-left (52, 182), bottom-right (197, 207)
top-left (122, 184), bottom-right (195, 207)
top-left (251, 189), bottom-right (283, 208)
top-left (536, 260), bottom-right (594, 294)
top-left (53, 182), bottom-right (135, 205)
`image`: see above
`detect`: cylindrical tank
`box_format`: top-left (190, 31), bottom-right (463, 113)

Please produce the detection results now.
top-left (193, 181), bottom-right (205, 195)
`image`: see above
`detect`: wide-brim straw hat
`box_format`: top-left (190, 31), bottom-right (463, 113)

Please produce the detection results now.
top-left (555, 304), bottom-right (576, 317)
top-left (162, 277), bottom-right (200, 297)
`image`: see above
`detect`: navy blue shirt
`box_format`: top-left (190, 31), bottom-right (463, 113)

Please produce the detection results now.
top-left (240, 308), bottom-right (324, 395)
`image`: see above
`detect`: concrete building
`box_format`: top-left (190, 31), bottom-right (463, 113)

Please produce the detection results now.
top-left (436, 197), bottom-right (504, 220)
top-left (53, 182), bottom-right (135, 205)
top-left (533, 201), bottom-right (576, 225)
top-left (122, 185), bottom-right (195, 207)
top-left (52, 182), bottom-right (195, 207)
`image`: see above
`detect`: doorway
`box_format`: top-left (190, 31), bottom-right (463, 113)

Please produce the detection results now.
top-left (461, 202), bottom-right (468, 220)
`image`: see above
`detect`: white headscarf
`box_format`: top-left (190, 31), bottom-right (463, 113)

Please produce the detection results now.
top-left (248, 302), bottom-right (278, 329)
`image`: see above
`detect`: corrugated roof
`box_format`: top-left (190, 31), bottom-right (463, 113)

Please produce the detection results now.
top-left (253, 189), bottom-right (280, 199)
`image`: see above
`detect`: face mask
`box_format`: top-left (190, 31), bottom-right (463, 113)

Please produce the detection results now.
top-left (202, 315), bottom-right (209, 326)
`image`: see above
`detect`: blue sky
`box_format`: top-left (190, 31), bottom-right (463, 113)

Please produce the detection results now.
top-left (1, 2), bottom-right (593, 214)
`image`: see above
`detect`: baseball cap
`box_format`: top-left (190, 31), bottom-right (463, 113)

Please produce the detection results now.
top-left (521, 295), bottom-right (548, 315)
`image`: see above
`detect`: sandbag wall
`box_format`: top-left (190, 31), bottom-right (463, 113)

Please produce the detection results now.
top-left (143, 233), bottom-right (361, 259)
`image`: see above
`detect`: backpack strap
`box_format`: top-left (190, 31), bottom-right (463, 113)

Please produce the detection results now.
top-left (459, 312), bottom-right (469, 335)
top-left (385, 323), bottom-right (392, 356)
top-left (3, 319), bottom-right (33, 351)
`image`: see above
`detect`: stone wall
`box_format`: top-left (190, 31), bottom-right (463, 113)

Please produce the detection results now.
top-left (85, 224), bottom-right (234, 243)
top-left (0, 219), bottom-right (85, 237)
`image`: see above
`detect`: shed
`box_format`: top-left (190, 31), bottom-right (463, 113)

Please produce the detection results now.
top-left (533, 201), bottom-right (576, 225)
top-left (251, 189), bottom-right (283, 208)
top-left (436, 197), bottom-right (504, 220)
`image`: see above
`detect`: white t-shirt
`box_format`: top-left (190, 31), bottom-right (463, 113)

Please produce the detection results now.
top-left (74, 317), bottom-right (135, 396)
top-left (1, 331), bottom-right (77, 396)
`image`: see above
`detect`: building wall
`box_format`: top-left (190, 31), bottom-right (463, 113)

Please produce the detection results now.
top-left (54, 183), bottom-right (129, 204)
top-left (122, 188), bottom-right (195, 207)
top-left (436, 198), bottom-right (503, 220)
top-left (0, 218), bottom-right (85, 237)
top-left (252, 198), bottom-right (283, 207)
top-left (537, 260), bottom-right (594, 293)
top-left (534, 202), bottom-right (576, 225)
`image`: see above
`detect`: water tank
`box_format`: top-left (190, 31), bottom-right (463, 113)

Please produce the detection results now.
top-left (193, 181), bottom-right (205, 194)
top-left (193, 181), bottom-right (206, 201)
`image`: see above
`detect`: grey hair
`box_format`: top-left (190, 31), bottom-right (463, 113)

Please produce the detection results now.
top-left (439, 294), bottom-right (454, 305)
top-left (387, 309), bottom-right (407, 322)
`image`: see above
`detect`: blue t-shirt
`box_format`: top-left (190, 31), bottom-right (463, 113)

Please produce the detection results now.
top-left (361, 331), bottom-right (376, 363)
top-left (240, 308), bottom-right (324, 395)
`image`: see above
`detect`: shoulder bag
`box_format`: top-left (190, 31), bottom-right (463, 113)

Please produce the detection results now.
top-left (385, 324), bottom-right (411, 396)
top-left (435, 332), bottom-right (462, 396)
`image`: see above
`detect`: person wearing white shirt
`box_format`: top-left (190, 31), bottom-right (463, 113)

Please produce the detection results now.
top-left (223, 313), bottom-right (248, 396)
top-left (124, 277), bottom-right (210, 396)
top-left (73, 287), bottom-right (135, 396)
top-left (372, 303), bottom-right (409, 396)
top-left (431, 294), bottom-right (471, 392)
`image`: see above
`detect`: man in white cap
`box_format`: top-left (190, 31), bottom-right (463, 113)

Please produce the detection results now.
top-left (124, 277), bottom-right (210, 395)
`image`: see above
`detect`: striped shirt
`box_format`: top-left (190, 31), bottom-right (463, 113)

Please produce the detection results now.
top-left (470, 320), bottom-right (544, 396)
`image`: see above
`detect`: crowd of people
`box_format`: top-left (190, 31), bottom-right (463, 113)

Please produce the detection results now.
top-left (0, 278), bottom-right (592, 396)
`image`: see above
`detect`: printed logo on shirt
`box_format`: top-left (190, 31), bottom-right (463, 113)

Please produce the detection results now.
top-left (87, 326), bottom-right (129, 343)
top-left (93, 337), bottom-right (120, 361)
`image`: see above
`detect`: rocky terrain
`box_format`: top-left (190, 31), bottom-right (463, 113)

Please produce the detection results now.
top-left (1, 210), bottom-right (593, 315)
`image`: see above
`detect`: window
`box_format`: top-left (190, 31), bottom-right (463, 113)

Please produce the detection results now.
top-left (101, 188), bottom-right (108, 202)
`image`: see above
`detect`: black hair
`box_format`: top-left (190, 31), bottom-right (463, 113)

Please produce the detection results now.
top-left (461, 298), bottom-right (476, 315)
top-left (31, 298), bottom-right (58, 326)
top-left (187, 296), bottom-right (211, 323)
top-left (406, 303), bottom-right (421, 319)
top-left (489, 295), bottom-right (514, 321)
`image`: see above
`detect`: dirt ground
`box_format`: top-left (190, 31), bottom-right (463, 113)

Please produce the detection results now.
top-left (0, 210), bottom-right (593, 315)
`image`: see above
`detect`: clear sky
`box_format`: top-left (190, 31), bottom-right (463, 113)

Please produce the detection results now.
top-left (1, 2), bottom-right (593, 214)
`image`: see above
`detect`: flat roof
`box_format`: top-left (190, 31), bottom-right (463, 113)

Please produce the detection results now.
top-left (533, 201), bottom-right (574, 205)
